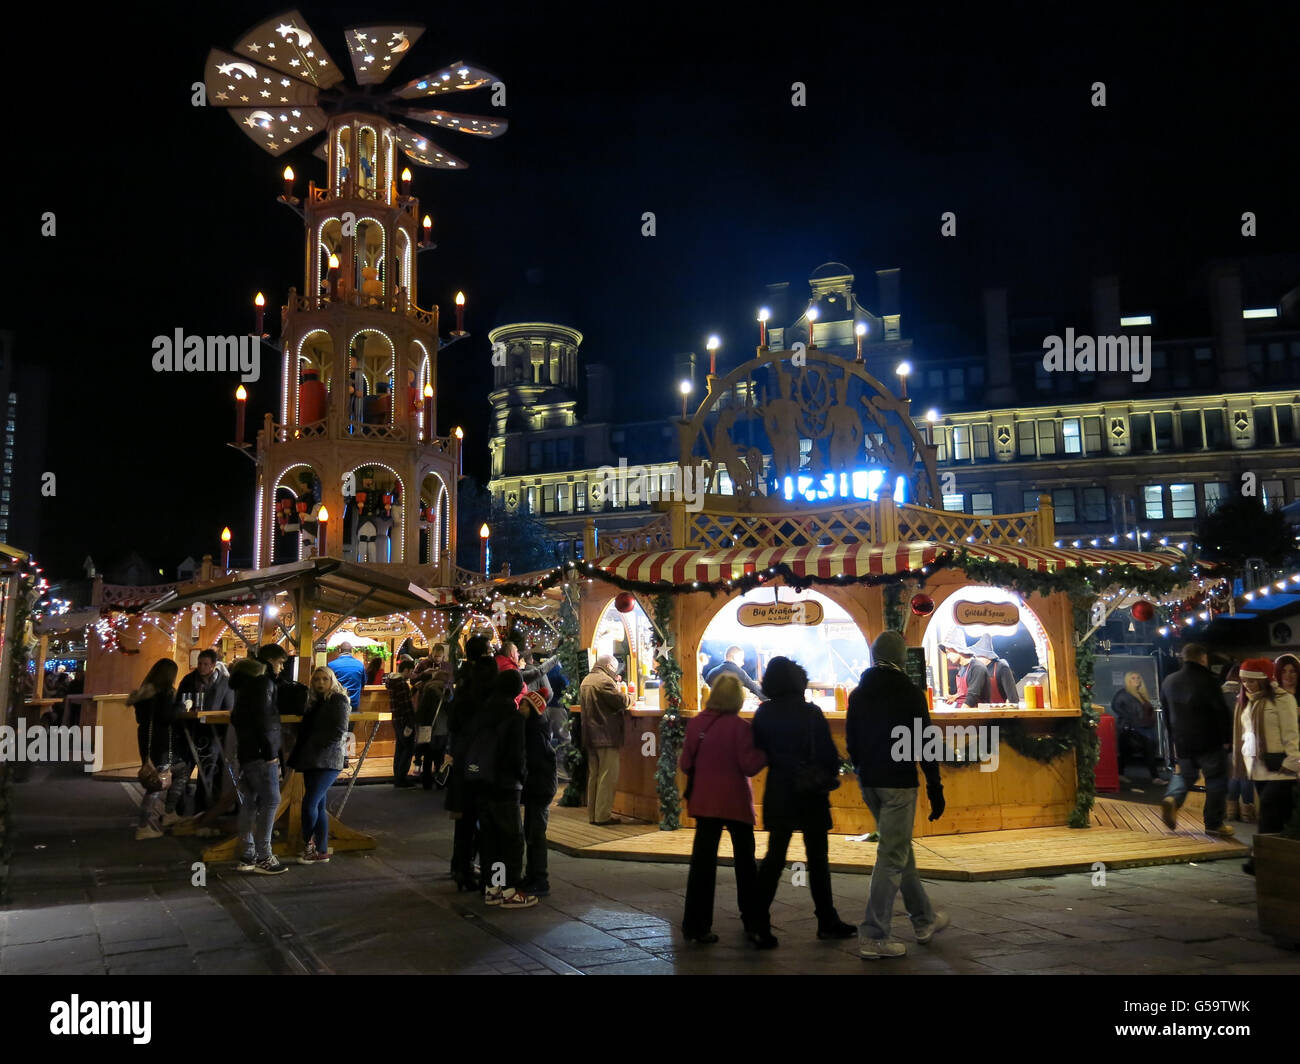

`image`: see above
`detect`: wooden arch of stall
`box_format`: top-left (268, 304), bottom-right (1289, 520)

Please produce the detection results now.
top-left (574, 493), bottom-right (1182, 836)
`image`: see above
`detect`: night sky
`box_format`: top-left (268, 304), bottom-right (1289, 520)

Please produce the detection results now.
top-left (10, 3), bottom-right (1299, 580)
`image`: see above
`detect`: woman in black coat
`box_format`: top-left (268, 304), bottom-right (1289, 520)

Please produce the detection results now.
top-left (288, 667), bottom-right (352, 863)
top-left (751, 657), bottom-right (855, 943)
top-left (127, 658), bottom-right (181, 840)
top-left (445, 637), bottom-right (499, 890)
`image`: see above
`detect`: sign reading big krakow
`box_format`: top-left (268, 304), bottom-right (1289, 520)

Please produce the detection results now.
top-left (738, 601), bottom-right (825, 628)
top-left (952, 600), bottom-right (1020, 627)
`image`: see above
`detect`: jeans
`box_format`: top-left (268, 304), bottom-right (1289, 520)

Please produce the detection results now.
top-left (587, 745), bottom-right (620, 823)
top-left (1163, 749), bottom-right (1228, 829)
top-left (755, 819), bottom-right (839, 933)
top-left (683, 817), bottom-right (759, 935)
top-left (523, 800), bottom-right (550, 884)
top-left (301, 768), bottom-right (340, 851)
top-left (1227, 775), bottom-right (1256, 803)
top-left (1255, 779), bottom-right (1296, 834)
top-left (857, 785), bottom-right (937, 941)
top-left (451, 780), bottom-right (480, 883)
top-left (237, 759), bottom-right (281, 861)
top-left (393, 720), bottom-right (415, 783)
top-left (479, 794), bottom-right (525, 892)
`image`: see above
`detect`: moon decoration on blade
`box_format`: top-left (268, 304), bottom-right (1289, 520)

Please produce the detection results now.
top-left (204, 11), bottom-right (506, 169)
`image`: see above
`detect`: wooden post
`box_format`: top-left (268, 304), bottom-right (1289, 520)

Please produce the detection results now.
top-left (668, 499), bottom-right (688, 549)
top-left (200, 554), bottom-right (214, 582)
top-left (583, 517), bottom-right (596, 561)
top-left (876, 493), bottom-right (899, 542)
top-left (1036, 493), bottom-right (1056, 546)
top-left (34, 634), bottom-right (48, 699)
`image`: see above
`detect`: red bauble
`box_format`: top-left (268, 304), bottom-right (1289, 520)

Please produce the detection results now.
top-left (1131, 600), bottom-right (1155, 623)
top-left (614, 591), bottom-right (636, 613)
top-left (910, 593), bottom-right (935, 616)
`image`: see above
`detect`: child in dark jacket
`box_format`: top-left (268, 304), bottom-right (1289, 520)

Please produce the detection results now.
top-left (520, 689), bottom-right (557, 895)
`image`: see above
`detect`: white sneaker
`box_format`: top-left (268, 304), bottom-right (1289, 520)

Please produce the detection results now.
top-left (916, 910), bottom-right (950, 944)
top-left (134, 825), bottom-right (164, 840)
top-left (859, 937), bottom-right (906, 959)
top-left (236, 855), bottom-right (257, 872)
top-left (160, 811), bottom-right (182, 828)
top-left (483, 887), bottom-right (504, 906)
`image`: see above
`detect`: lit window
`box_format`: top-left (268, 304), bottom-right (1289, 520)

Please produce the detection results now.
top-left (1142, 485), bottom-right (1164, 520)
top-left (526, 487), bottom-right (536, 514)
top-left (1062, 419), bottom-right (1081, 454)
top-left (953, 426), bottom-right (971, 461)
top-left (971, 492), bottom-right (993, 516)
top-left (942, 493), bottom-right (965, 512)
top-left (1017, 422), bottom-right (1035, 457)
top-left (1169, 484), bottom-right (1196, 519)
top-left (575, 484), bottom-right (587, 512)
top-left (1038, 421), bottom-right (1057, 456)
top-left (1204, 482), bottom-right (1229, 514)
top-left (556, 483), bottom-right (568, 512)
top-left (1083, 417), bottom-right (1102, 453)
top-left (972, 424), bottom-right (991, 459)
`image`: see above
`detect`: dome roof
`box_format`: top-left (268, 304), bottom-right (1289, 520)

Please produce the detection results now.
top-left (810, 261), bottom-right (854, 281)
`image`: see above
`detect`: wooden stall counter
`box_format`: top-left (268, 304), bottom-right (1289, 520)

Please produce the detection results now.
top-left (586, 705), bottom-right (1079, 837)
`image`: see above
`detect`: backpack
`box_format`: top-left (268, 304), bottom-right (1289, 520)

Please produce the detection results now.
top-left (463, 717), bottom-right (502, 787)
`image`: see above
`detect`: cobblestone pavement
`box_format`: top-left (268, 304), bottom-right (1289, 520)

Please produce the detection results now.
top-left (2, 768), bottom-right (1296, 976)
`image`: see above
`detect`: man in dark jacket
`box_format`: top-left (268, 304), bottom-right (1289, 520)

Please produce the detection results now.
top-left (966, 635), bottom-right (1017, 706)
top-left (229, 645), bottom-right (289, 875)
top-left (704, 646), bottom-right (764, 699)
top-left (520, 689), bottom-right (557, 896)
top-left (446, 637), bottom-right (497, 888)
top-left (845, 631), bottom-right (948, 958)
top-left (466, 669), bottom-right (537, 908)
top-left (386, 657), bottom-right (418, 787)
top-left (175, 649), bottom-right (235, 818)
top-left (1159, 643), bottom-right (1234, 836)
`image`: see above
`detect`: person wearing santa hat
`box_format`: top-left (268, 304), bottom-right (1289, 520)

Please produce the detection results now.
top-left (1234, 658), bottom-right (1300, 875)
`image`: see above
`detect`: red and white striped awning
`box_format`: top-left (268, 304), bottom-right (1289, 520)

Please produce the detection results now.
top-left (589, 541), bottom-right (1180, 585)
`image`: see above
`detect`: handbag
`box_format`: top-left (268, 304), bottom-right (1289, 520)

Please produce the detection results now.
top-left (683, 714), bottom-right (722, 801)
top-left (417, 687), bottom-right (446, 746)
top-left (137, 704), bottom-right (173, 794)
top-left (791, 710), bottom-right (840, 797)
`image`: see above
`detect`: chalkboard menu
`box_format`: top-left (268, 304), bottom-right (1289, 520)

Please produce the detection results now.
top-left (905, 647), bottom-right (929, 691)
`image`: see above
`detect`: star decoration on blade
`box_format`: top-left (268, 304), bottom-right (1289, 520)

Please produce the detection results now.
top-left (655, 642), bottom-right (675, 661)
top-left (204, 9), bottom-right (506, 168)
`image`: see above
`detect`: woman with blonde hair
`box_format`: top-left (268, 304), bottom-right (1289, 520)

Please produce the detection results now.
top-left (1111, 671), bottom-right (1166, 783)
top-left (288, 666), bottom-right (351, 863)
top-left (1235, 659), bottom-right (1300, 875)
top-left (127, 658), bottom-right (181, 840)
top-left (679, 672), bottom-right (768, 945)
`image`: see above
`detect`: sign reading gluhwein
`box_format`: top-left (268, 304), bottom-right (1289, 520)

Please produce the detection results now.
top-left (952, 600), bottom-right (1020, 627)
top-left (738, 601), bottom-right (825, 628)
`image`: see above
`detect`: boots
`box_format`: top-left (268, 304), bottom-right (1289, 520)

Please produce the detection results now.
top-left (1225, 798), bottom-right (1240, 822)
top-left (1240, 802), bottom-right (1257, 823)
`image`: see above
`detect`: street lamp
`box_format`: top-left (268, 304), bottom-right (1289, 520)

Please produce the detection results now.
top-left (807, 305), bottom-right (819, 347)
top-left (679, 379), bottom-right (692, 420)
top-left (854, 321), bottom-right (867, 361)
top-left (758, 307), bottom-right (770, 348)
top-left (706, 335), bottom-right (720, 376)
top-left (895, 361), bottom-right (911, 399)
top-left (480, 523), bottom-right (491, 574)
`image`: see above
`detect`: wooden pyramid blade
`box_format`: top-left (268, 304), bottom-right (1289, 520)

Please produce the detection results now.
top-left (343, 24), bottom-right (425, 85)
top-left (232, 9), bottom-right (344, 90)
top-left (393, 124), bottom-right (467, 169)
top-left (401, 108), bottom-right (507, 138)
top-left (227, 106), bottom-right (328, 156)
top-left (392, 61), bottom-right (497, 100)
top-left (206, 49), bottom-right (321, 108)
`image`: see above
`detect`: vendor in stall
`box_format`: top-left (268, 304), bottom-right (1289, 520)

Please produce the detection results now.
top-left (704, 646), bottom-right (764, 700)
top-left (937, 632), bottom-right (984, 707)
top-left (966, 635), bottom-right (1018, 707)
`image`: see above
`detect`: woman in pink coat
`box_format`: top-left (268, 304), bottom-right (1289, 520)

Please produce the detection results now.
top-left (680, 673), bottom-right (769, 945)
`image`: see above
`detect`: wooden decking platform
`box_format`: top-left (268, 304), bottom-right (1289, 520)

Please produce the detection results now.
top-left (546, 797), bottom-right (1249, 881)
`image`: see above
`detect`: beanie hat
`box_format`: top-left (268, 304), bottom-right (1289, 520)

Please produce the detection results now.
top-left (1239, 658), bottom-right (1275, 682)
top-left (872, 630), bottom-right (907, 668)
top-left (520, 689), bottom-right (547, 715)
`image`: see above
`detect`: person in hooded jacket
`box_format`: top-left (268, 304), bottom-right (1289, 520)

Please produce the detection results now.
top-left (229, 645), bottom-right (289, 875)
top-left (965, 634), bottom-right (1017, 706)
top-left (680, 673), bottom-right (768, 945)
top-left (465, 668), bottom-right (538, 908)
top-left (751, 657), bottom-right (856, 945)
top-left (288, 666), bottom-right (351, 863)
top-left (127, 658), bottom-right (181, 840)
top-left (445, 636), bottom-right (498, 889)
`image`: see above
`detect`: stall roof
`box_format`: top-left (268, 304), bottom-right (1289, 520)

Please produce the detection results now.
top-left (591, 541), bottom-right (1181, 585)
top-left (142, 559), bottom-right (447, 619)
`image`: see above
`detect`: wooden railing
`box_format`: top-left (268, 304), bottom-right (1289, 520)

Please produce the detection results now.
top-left (601, 515), bottom-right (673, 553)
top-left (273, 420), bottom-right (328, 443)
top-left (687, 504), bottom-right (878, 550)
top-left (283, 291), bottom-right (438, 330)
top-left (898, 503), bottom-right (1044, 547)
top-left (307, 183), bottom-right (420, 220)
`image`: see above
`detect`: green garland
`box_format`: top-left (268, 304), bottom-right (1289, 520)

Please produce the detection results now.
top-left (652, 592), bottom-right (686, 830)
top-left (554, 584), bottom-right (588, 806)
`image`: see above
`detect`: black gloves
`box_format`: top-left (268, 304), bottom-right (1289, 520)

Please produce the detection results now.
top-left (927, 782), bottom-right (946, 822)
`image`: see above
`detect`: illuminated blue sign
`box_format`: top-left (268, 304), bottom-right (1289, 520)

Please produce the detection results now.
top-left (780, 469), bottom-right (907, 503)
